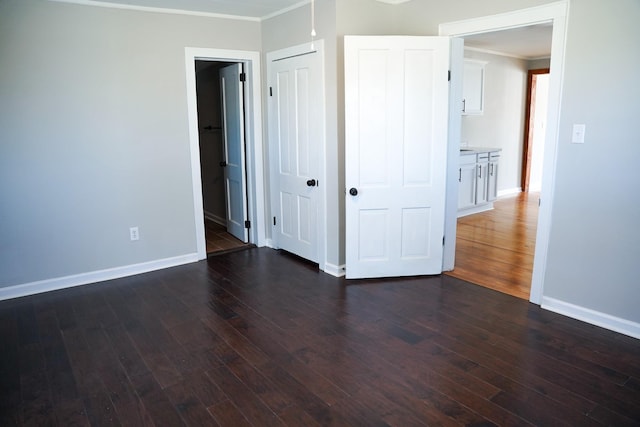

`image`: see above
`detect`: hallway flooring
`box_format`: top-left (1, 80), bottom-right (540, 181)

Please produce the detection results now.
top-left (446, 192), bottom-right (539, 300)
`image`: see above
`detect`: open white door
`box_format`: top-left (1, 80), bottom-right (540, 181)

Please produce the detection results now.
top-left (220, 63), bottom-right (248, 243)
top-left (267, 43), bottom-right (325, 264)
top-left (345, 36), bottom-right (451, 279)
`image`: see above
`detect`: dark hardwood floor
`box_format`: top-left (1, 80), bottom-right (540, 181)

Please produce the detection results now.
top-left (1, 248), bottom-right (639, 426)
top-left (205, 219), bottom-right (251, 255)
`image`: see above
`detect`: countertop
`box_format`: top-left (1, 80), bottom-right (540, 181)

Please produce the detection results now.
top-left (459, 147), bottom-right (502, 154)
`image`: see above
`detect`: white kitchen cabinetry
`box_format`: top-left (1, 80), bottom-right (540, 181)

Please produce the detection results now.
top-left (475, 152), bottom-right (489, 205)
top-left (458, 149), bottom-right (500, 217)
top-left (458, 154), bottom-right (477, 210)
top-left (462, 60), bottom-right (486, 115)
top-left (488, 151), bottom-right (500, 202)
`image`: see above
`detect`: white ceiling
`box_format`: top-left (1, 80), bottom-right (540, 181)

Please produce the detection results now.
top-left (60, 0), bottom-right (552, 58)
top-left (463, 23), bottom-right (553, 59)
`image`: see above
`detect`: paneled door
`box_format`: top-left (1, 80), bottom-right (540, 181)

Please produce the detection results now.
top-left (268, 43), bottom-right (325, 263)
top-left (220, 63), bottom-right (248, 242)
top-left (344, 36), bottom-right (451, 279)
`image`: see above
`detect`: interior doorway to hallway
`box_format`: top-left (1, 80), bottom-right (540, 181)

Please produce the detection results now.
top-left (185, 48), bottom-right (267, 261)
top-left (194, 60), bottom-right (251, 255)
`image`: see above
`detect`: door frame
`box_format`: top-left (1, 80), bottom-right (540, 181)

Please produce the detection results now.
top-left (185, 48), bottom-right (266, 259)
top-left (521, 68), bottom-right (550, 192)
top-left (266, 40), bottom-right (327, 272)
top-left (440, 0), bottom-right (569, 304)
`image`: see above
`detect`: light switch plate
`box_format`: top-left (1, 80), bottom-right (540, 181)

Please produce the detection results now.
top-left (572, 124), bottom-right (586, 143)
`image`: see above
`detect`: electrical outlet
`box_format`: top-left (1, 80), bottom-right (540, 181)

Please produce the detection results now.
top-left (129, 227), bottom-right (139, 241)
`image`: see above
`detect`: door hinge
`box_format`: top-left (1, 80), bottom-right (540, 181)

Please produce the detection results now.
top-left (244, 220), bottom-right (251, 229)
top-left (240, 72), bottom-right (246, 82)
top-left (448, 70), bottom-right (451, 81)
top-left (273, 216), bottom-right (277, 226)
top-left (269, 87), bottom-right (273, 97)
top-left (443, 236), bottom-right (445, 246)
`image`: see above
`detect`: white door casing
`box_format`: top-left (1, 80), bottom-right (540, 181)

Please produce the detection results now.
top-left (185, 47), bottom-right (266, 260)
top-left (439, 1), bottom-right (569, 304)
top-left (220, 63), bottom-right (249, 242)
top-left (267, 41), bottom-right (326, 264)
top-left (344, 36), bottom-right (451, 279)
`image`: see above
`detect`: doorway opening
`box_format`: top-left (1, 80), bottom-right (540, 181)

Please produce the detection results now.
top-left (185, 48), bottom-right (267, 261)
top-left (194, 60), bottom-right (252, 255)
top-left (448, 50), bottom-right (551, 299)
top-left (440, 1), bottom-right (568, 304)
top-left (522, 69), bottom-right (550, 193)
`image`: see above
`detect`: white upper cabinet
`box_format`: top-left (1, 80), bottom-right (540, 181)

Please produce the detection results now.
top-left (462, 59), bottom-right (486, 115)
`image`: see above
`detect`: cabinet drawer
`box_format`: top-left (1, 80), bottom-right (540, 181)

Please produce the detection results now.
top-left (477, 153), bottom-right (489, 161)
top-left (459, 154), bottom-right (477, 165)
top-left (489, 151), bottom-right (501, 160)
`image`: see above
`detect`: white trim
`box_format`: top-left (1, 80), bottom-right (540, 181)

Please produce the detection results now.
top-left (261, 0), bottom-right (309, 20)
top-left (0, 254), bottom-right (198, 301)
top-left (204, 211), bottom-right (226, 226)
top-left (48, 0), bottom-right (261, 21)
top-left (497, 187), bottom-right (523, 198)
top-left (440, 0), bottom-right (569, 306)
top-left (185, 48), bottom-right (266, 261)
top-left (542, 297), bottom-right (640, 340)
top-left (374, 0), bottom-right (413, 4)
top-left (465, 46), bottom-right (531, 61)
top-left (323, 263), bottom-right (346, 278)
top-left (457, 203), bottom-right (494, 218)
top-left (50, 0), bottom-right (314, 22)
top-left (439, 2), bottom-right (566, 36)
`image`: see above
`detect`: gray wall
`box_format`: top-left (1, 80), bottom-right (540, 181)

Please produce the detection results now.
top-left (544, 0), bottom-right (640, 322)
top-left (462, 50), bottom-right (528, 194)
top-left (0, 0), bottom-right (260, 287)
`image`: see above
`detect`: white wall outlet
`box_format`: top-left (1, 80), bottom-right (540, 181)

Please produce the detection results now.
top-left (572, 124), bottom-right (586, 143)
top-left (129, 226), bottom-right (139, 241)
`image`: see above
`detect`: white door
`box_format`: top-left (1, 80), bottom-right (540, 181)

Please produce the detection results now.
top-left (345, 36), bottom-right (451, 279)
top-left (220, 63), bottom-right (248, 242)
top-left (268, 44), bottom-right (325, 263)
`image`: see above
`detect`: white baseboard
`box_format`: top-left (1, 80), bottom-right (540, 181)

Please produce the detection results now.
top-left (0, 254), bottom-right (199, 301)
top-left (497, 187), bottom-right (522, 198)
top-left (457, 203), bottom-right (493, 218)
top-left (204, 211), bottom-right (226, 226)
top-left (323, 262), bottom-right (346, 277)
top-left (541, 296), bottom-right (640, 339)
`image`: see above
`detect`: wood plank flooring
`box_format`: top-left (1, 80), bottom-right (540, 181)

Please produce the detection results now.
top-left (1, 248), bottom-right (639, 426)
top-left (446, 192), bottom-right (539, 300)
top-left (205, 219), bottom-right (251, 255)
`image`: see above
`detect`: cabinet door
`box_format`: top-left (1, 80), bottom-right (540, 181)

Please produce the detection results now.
top-left (458, 161), bottom-right (477, 209)
top-left (475, 159), bottom-right (489, 205)
top-left (462, 60), bottom-right (486, 115)
top-left (488, 160), bottom-right (499, 202)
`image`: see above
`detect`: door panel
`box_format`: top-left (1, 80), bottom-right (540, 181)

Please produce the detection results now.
top-left (268, 48), bottom-right (324, 263)
top-left (220, 63), bottom-right (248, 242)
top-left (345, 36), bottom-right (451, 279)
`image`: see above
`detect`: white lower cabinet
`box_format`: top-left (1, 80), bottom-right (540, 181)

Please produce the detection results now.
top-left (458, 154), bottom-right (477, 210)
top-left (488, 151), bottom-right (500, 202)
top-left (458, 149), bottom-right (500, 217)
